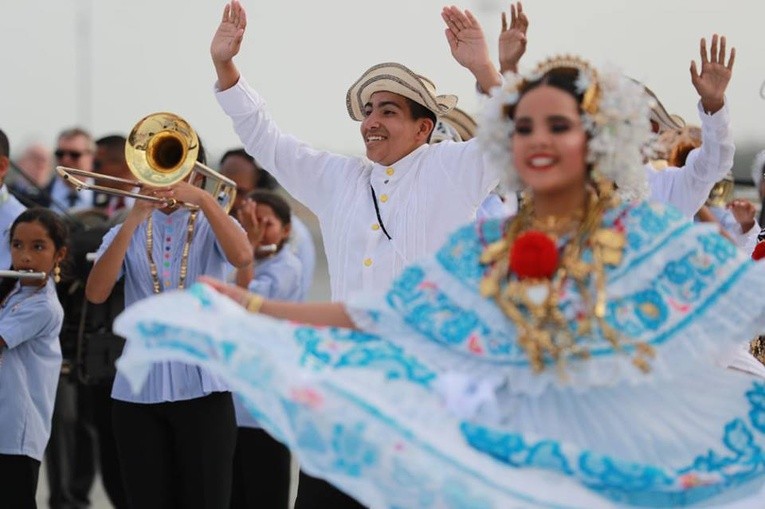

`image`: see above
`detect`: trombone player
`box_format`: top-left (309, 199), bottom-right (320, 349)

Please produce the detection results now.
top-left (80, 117), bottom-right (252, 508)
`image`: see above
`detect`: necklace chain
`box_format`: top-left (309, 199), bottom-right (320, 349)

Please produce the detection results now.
top-left (479, 184), bottom-right (655, 374)
top-left (146, 211), bottom-right (199, 294)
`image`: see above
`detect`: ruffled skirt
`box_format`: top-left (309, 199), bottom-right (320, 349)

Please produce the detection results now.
top-left (114, 284), bottom-right (765, 508)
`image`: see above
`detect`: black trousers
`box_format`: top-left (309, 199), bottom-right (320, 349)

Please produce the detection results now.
top-left (0, 454), bottom-right (41, 509)
top-left (112, 392), bottom-right (237, 509)
top-left (294, 471), bottom-right (367, 509)
top-left (45, 376), bottom-right (97, 509)
top-left (90, 382), bottom-right (128, 508)
top-left (230, 427), bottom-right (292, 509)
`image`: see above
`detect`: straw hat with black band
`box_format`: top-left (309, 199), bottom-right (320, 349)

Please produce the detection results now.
top-left (346, 62), bottom-right (457, 121)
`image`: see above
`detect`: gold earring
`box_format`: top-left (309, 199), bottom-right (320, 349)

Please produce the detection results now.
top-left (53, 264), bottom-right (61, 284)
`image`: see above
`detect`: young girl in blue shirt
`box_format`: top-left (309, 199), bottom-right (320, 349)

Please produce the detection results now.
top-left (0, 208), bottom-right (68, 508)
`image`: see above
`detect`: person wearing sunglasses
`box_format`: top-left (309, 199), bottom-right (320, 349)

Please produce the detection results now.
top-left (49, 127), bottom-right (96, 214)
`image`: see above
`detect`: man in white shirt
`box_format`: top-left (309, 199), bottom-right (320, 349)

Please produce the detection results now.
top-left (443, 4), bottom-right (736, 218)
top-left (211, 2), bottom-right (500, 507)
top-left (211, 2), bottom-right (500, 304)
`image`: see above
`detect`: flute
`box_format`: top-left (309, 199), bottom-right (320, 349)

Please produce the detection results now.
top-left (256, 244), bottom-right (278, 255)
top-left (0, 270), bottom-right (47, 280)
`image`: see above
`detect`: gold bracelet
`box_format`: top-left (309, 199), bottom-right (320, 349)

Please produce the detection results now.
top-left (245, 293), bottom-right (265, 313)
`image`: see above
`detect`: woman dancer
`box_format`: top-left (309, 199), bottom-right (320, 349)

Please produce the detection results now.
top-left (115, 57), bottom-right (765, 508)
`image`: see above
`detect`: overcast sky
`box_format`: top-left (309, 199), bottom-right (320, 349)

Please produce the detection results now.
top-left (2, 0), bottom-right (764, 165)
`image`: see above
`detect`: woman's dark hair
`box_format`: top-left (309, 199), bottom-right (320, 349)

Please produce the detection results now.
top-left (249, 190), bottom-right (292, 226)
top-left (0, 208), bottom-right (69, 302)
top-left (506, 67), bottom-right (585, 120)
top-left (220, 148), bottom-right (279, 191)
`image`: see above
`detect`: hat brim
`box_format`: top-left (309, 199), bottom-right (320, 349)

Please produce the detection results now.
top-left (627, 78), bottom-right (685, 132)
top-left (643, 85), bottom-right (685, 132)
top-left (442, 107), bottom-right (477, 141)
top-left (346, 63), bottom-right (457, 121)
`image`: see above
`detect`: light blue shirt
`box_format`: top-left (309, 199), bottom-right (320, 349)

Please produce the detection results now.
top-left (0, 280), bottom-right (64, 461)
top-left (0, 185), bottom-right (27, 270)
top-left (235, 246), bottom-right (303, 428)
top-left (96, 208), bottom-right (233, 403)
top-left (289, 215), bottom-right (315, 300)
top-left (49, 176), bottom-right (95, 213)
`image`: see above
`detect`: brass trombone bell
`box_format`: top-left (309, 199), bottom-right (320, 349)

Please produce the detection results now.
top-left (706, 176), bottom-right (735, 208)
top-left (126, 112), bottom-right (200, 187)
top-left (56, 112), bottom-right (237, 213)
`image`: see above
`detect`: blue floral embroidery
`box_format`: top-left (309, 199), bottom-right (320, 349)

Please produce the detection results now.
top-left (699, 231), bottom-right (737, 263)
top-left (383, 203), bottom-right (750, 366)
top-left (460, 423), bottom-right (573, 476)
top-left (435, 224), bottom-right (485, 284)
top-left (282, 399), bottom-right (329, 454)
top-left (663, 258), bottom-right (695, 285)
top-left (748, 383), bottom-right (765, 434)
top-left (638, 206), bottom-right (670, 234)
top-left (387, 266), bottom-right (493, 353)
top-left (461, 382), bottom-right (765, 506)
top-left (331, 423), bottom-right (379, 477)
top-left (293, 326), bottom-right (435, 385)
top-left (136, 322), bottom-right (218, 360)
top-left (607, 289), bottom-right (668, 338)
top-left (435, 220), bottom-right (504, 287)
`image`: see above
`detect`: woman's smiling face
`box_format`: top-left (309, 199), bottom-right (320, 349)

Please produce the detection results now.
top-left (511, 84), bottom-right (589, 196)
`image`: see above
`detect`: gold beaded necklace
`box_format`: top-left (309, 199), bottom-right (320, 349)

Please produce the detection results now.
top-left (479, 183), bottom-right (655, 374)
top-left (146, 210), bottom-right (199, 294)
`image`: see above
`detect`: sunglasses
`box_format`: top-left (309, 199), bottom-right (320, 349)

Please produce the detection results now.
top-left (54, 149), bottom-right (87, 160)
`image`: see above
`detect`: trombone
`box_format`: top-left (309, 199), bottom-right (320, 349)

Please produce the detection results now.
top-left (0, 270), bottom-right (47, 280)
top-left (56, 112), bottom-right (237, 213)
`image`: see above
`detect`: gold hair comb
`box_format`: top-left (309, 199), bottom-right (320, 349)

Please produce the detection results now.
top-left (532, 55), bottom-right (601, 116)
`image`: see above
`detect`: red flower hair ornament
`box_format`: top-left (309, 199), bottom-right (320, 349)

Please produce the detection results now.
top-left (509, 231), bottom-right (559, 279)
top-left (752, 241), bottom-right (765, 261)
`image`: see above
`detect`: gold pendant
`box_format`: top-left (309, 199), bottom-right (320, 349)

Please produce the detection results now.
top-left (479, 239), bottom-right (508, 264)
top-left (592, 228), bottom-right (625, 266)
top-left (480, 277), bottom-right (501, 298)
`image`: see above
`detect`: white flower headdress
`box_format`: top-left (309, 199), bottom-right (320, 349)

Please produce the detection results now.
top-left (477, 55), bottom-right (655, 201)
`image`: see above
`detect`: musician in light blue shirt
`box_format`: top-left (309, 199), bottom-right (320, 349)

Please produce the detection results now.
top-left (0, 208), bottom-right (68, 507)
top-left (86, 143), bottom-right (252, 508)
top-left (220, 148), bottom-right (316, 299)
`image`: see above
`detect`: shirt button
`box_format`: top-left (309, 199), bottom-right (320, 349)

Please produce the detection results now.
top-left (379, 194), bottom-right (389, 203)
top-left (363, 258), bottom-right (373, 267)
top-left (371, 224), bottom-right (380, 231)
top-left (386, 167), bottom-right (395, 176)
